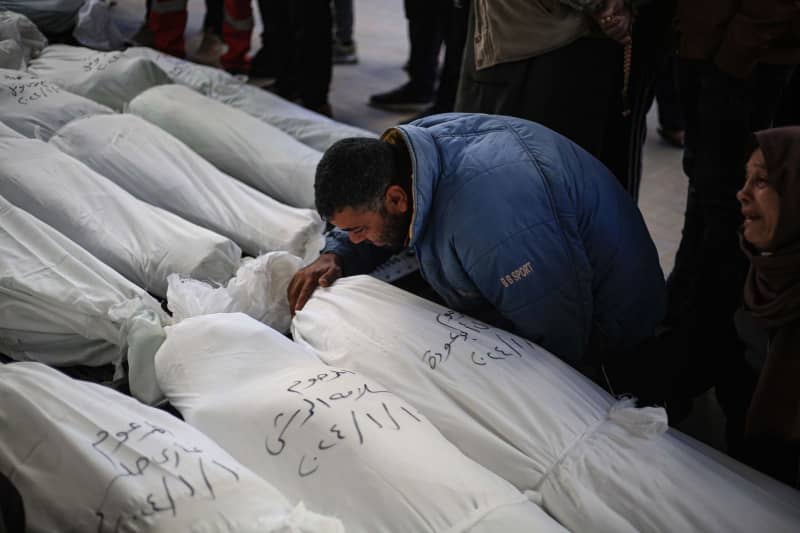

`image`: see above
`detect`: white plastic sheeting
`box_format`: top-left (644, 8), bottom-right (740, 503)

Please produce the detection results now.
top-left (155, 313), bottom-right (566, 533)
top-left (0, 10), bottom-right (47, 69)
top-left (292, 275), bottom-right (800, 533)
top-left (0, 362), bottom-right (344, 533)
top-left (0, 136), bottom-right (241, 297)
top-left (73, 0), bottom-right (125, 51)
top-left (129, 84), bottom-right (321, 208)
top-left (216, 84), bottom-right (378, 152)
top-left (0, 194), bottom-right (164, 372)
top-left (0, 68), bottom-right (111, 140)
top-left (51, 114), bottom-right (325, 261)
top-left (0, 1), bottom-right (83, 35)
top-left (123, 47), bottom-right (377, 152)
top-left (166, 252), bottom-right (303, 334)
top-left (0, 120), bottom-right (21, 137)
top-left (27, 44), bottom-right (171, 110)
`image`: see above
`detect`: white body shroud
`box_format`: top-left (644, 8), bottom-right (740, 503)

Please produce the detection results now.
top-left (0, 68), bottom-right (111, 140)
top-left (0, 135), bottom-right (240, 297)
top-left (0, 362), bottom-right (343, 533)
top-left (129, 84), bottom-right (321, 208)
top-left (51, 114), bottom-right (324, 261)
top-left (0, 0), bottom-right (83, 35)
top-left (27, 44), bottom-right (171, 111)
top-left (292, 275), bottom-right (800, 533)
top-left (123, 47), bottom-right (377, 152)
top-left (0, 194), bottom-right (164, 370)
top-left (0, 11), bottom-right (47, 70)
top-left (155, 313), bottom-right (566, 533)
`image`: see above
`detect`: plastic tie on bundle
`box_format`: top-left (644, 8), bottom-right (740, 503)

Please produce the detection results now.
top-left (524, 489), bottom-right (543, 505)
top-left (534, 398), bottom-right (667, 491)
top-left (109, 298), bottom-right (169, 404)
top-left (166, 251), bottom-right (303, 333)
top-left (607, 397), bottom-right (668, 439)
top-left (32, 124), bottom-right (45, 141)
top-left (285, 502), bottom-right (345, 533)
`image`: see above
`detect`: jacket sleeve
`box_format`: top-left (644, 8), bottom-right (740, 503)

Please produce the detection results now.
top-left (321, 229), bottom-right (394, 276)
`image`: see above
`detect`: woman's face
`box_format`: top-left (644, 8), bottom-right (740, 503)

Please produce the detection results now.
top-left (737, 148), bottom-right (781, 251)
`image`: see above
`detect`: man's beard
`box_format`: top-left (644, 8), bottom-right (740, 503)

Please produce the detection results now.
top-left (376, 207), bottom-right (412, 250)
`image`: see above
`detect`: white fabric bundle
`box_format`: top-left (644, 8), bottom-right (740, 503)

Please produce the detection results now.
top-left (0, 194), bottom-right (164, 371)
top-left (0, 136), bottom-right (241, 297)
top-left (216, 84), bottom-right (378, 152)
top-left (0, 1), bottom-right (83, 35)
top-left (0, 362), bottom-right (343, 533)
top-left (0, 120), bottom-right (22, 137)
top-left (73, 0), bottom-right (125, 51)
top-left (292, 275), bottom-right (800, 533)
top-left (122, 47), bottom-right (239, 97)
top-left (123, 47), bottom-right (377, 151)
top-left (0, 68), bottom-right (111, 140)
top-left (51, 114), bottom-right (324, 260)
top-left (0, 10), bottom-right (47, 69)
top-left (27, 44), bottom-right (171, 110)
top-left (129, 84), bottom-right (321, 208)
top-left (155, 313), bottom-right (565, 533)
top-left (166, 252), bottom-right (303, 334)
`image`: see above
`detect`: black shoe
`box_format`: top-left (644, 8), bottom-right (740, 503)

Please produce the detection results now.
top-left (333, 40), bottom-right (358, 65)
top-left (369, 83), bottom-right (433, 112)
top-left (657, 127), bottom-right (685, 148)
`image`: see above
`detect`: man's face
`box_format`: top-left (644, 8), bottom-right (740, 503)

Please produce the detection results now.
top-left (331, 205), bottom-right (410, 249)
top-left (737, 148), bottom-right (781, 251)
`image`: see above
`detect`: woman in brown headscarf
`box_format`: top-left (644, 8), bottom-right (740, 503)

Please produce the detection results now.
top-left (735, 126), bottom-right (800, 487)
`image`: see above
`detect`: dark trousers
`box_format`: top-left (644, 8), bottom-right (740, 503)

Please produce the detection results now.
top-left (404, 0), bottom-right (449, 96)
top-left (432, 0), bottom-right (470, 111)
top-left (254, 0), bottom-right (332, 108)
top-left (332, 0), bottom-right (354, 44)
top-left (203, 0), bottom-right (224, 35)
top-left (776, 68), bottom-right (800, 126)
top-left (655, 52), bottom-right (684, 131)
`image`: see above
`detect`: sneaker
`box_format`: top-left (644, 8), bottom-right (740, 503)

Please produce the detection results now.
top-left (369, 83), bottom-right (433, 112)
top-left (333, 40), bottom-right (358, 65)
top-left (191, 31), bottom-right (226, 67)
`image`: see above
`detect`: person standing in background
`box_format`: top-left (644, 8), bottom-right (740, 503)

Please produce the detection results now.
top-left (455, 0), bottom-right (676, 200)
top-left (663, 2), bottom-right (800, 446)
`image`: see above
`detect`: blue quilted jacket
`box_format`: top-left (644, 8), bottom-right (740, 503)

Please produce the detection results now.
top-left (324, 113), bottom-right (665, 364)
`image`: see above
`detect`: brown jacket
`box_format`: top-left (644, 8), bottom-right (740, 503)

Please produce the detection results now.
top-left (677, 0), bottom-right (800, 78)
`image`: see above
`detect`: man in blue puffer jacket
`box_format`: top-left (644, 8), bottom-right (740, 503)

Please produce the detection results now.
top-left (288, 113), bottom-right (665, 367)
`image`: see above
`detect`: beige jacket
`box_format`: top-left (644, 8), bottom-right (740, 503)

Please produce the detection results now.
top-left (472, 0), bottom-right (595, 70)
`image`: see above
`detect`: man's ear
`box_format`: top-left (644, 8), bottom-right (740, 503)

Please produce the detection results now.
top-left (384, 184), bottom-right (409, 214)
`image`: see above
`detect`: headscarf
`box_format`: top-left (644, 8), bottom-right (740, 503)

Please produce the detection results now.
top-left (740, 126), bottom-right (800, 441)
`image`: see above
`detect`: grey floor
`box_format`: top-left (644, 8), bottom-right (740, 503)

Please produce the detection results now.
top-left (113, 0), bottom-right (726, 449)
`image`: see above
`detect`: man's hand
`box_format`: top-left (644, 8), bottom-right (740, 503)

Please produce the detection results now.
top-left (287, 253), bottom-right (344, 315)
top-left (592, 0), bottom-right (632, 44)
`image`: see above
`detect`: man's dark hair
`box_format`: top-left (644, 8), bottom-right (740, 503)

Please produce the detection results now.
top-left (315, 136), bottom-right (411, 219)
